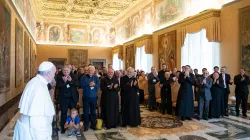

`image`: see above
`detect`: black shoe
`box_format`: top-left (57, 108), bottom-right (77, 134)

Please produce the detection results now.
top-left (61, 129), bottom-right (65, 134)
top-left (243, 114), bottom-right (247, 117)
top-left (181, 117), bottom-right (185, 121)
top-left (186, 117), bottom-right (192, 120)
top-left (236, 113), bottom-right (240, 117)
top-left (225, 113), bottom-right (229, 117)
top-left (204, 117), bottom-right (209, 121)
top-left (90, 126), bottom-right (96, 130)
top-left (197, 117), bottom-right (201, 121)
top-left (84, 127), bottom-right (88, 132)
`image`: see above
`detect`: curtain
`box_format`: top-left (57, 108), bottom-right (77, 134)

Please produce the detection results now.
top-left (135, 46), bottom-right (153, 73)
top-left (112, 53), bottom-right (123, 70)
top-left (181, 29), bottom-right (220, 73)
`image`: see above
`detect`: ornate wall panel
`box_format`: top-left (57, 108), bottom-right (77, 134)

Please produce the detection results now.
top-left (24, 31), bottom-right (30, 83)
top-left (0, 0), bottom-right (11, 94)
top-left (239, 6), bottom-right (250, 73)
top-left (15, 19), bottom-right (23, 88)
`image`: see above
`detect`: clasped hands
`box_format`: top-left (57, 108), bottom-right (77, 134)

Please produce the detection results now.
top-left (130, 80), bottom-right (137, 86)
top-left (109, 83), bottom-right (119, 89)
top-left (62, 76), bottom-right (72, 83)
top-left (89, 81), bottom-right (95, 87)
top-left (184, 71), bottom-right (190, 78)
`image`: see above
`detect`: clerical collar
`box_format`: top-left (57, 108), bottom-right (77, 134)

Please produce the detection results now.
top-left (36, 74), bottom-right (49, 85)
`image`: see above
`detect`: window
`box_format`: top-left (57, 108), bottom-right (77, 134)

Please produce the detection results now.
top-left (181, 29), bottom-right (220, 73)
top-left (112, 53), bottom-right (123, 70)
top-left (135, 46), bottom-right (153, 73)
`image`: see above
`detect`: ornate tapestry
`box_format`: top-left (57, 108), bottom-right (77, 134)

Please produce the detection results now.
top-left (15, 20), bottom-right (23, 88)
top-left (24, 32), bottom-right (30, 82)
top-left (0, 0), bottom-right (11, 94)
top-left (239, 6), bottom-right (250, 73)
top-left (125, 44), bottom-right (135, 69)
top-left (158, 30), bottom-right (176, 70)
top-left (68, 49), bottom-right (88, 68)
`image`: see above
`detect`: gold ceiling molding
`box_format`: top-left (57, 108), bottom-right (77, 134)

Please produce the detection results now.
top-left (32, 0), bottom-right (144, 24)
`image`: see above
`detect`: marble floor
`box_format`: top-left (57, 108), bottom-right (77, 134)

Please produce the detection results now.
top-left (1, 107), bottom-right (250, 140)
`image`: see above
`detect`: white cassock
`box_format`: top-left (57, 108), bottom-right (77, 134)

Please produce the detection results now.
top-left (13, 74), bottom-right (55, 140)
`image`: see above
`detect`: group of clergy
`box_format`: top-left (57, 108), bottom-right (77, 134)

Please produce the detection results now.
top-left (52, 64), bottom-right (141, 133)
top-left (13, 61), bottom-right (249, 139)
top-left (146, 64), bottom-right (249, 121)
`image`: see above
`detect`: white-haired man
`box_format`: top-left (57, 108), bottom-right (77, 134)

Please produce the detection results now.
top-left (80, 66), bottom-right (100, 131)
top-left (13, 61), bottom-right (56, 140)
top-left (120, 67), bottom-right (141, 127)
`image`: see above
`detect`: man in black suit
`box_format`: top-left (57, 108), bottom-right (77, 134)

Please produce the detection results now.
top-left (158, 63), bottom-right (168, 82)
top-left (209, 66), bottom-right (220, 78)
top-left (234, 68), bottom-right (250, 117)
top-left (57, 66), bottom-right (79, 134)
top-left (220, 66), bottom-right (233, 116)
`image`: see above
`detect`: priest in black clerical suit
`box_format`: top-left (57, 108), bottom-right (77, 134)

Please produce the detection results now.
top-left (234, 68), bottom-right (250, 117)
top-left (120, 67), bottom-right (141, 127)
top-left (176, 65), bottom-right (195, 121)
top-left (100, 69), bottom-right (120, 129)
top-left (158, 63), bottom-right (168, 82)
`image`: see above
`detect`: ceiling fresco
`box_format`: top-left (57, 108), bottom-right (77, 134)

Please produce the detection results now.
top-left (32, 0), bottom-right (143, 24)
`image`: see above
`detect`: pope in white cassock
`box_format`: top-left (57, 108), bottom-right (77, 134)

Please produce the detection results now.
top-left (13, 61), bottom-right (56, 140)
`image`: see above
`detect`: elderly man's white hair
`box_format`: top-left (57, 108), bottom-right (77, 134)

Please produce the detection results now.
top-left (127, 67), bottom-right (134, 72)
top-left (88, 65), bottom-right (95, 70)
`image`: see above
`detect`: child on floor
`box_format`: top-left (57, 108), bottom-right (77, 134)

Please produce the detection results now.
top-left (64, 108), bottom-right (83, 137)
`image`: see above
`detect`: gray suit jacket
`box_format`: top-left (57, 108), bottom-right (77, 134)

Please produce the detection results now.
top-left (197, 77), bottom-right (212, 100)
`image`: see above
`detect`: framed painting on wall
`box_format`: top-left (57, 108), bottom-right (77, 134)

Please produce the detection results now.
top-left (24, 32), bottom-right (30, 83)
top-left (0, 0), bottom-right (11, 94)
top-left (68, 49), bottom-right (88, 68)
top-left (48, 58), bottom-right (67, 69)
top-left (89, 59), bottom-right (106, 70)
top-left (68, 25), bottom-right (88, 44)
top-left (239, 6), bottom-right (250, 73)
top-left (15, 19), bottom-right (23, 88)
top-left (158, 30), bottom-right (176, 70)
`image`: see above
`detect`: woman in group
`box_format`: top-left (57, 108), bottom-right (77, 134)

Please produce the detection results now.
top-left (138, 71), bottom-right (148, 104)
top-left (160, 72), bottom-right (174, 114)
top-left (120, 67), bottom-right (141, 127)
top-left (210, 72), bottom-right (225, 118)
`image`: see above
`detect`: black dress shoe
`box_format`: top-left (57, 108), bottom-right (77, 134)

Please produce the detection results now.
top-left (225, 114), bottom-right (229, 117)
top-left (236, 113), bottom-right (240, 117)
top-left (84, 127), bottom-right (88, 132)
top-left (186, 117), bottom-right (192, 120)
top-left (243, 114), bottom-right (247, 117)
top-left (90, 126), bottom-right (96, 130)
top-left (181, 117), bottom-right (185, 121)
top-left (61, 129), bottom-right (65, 134)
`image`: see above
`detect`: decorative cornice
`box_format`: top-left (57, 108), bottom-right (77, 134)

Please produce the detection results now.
top-left (178, 9), bottom-right (221, 27)
top-left (123, 34), bottom-right (152, 46)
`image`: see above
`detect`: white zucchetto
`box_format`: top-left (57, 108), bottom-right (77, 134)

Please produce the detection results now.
top-left (38, 61), bottom-right (54, 71)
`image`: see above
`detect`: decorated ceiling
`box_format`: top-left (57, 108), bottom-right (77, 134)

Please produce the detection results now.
top-left (31, 0), bottom-right (142, 24)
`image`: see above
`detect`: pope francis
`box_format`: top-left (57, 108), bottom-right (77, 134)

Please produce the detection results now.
top-left (13, 61), bottom-right (56, 140)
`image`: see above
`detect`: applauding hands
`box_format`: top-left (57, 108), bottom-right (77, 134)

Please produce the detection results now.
top-left (62, 76), bottom-right (72, 83)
